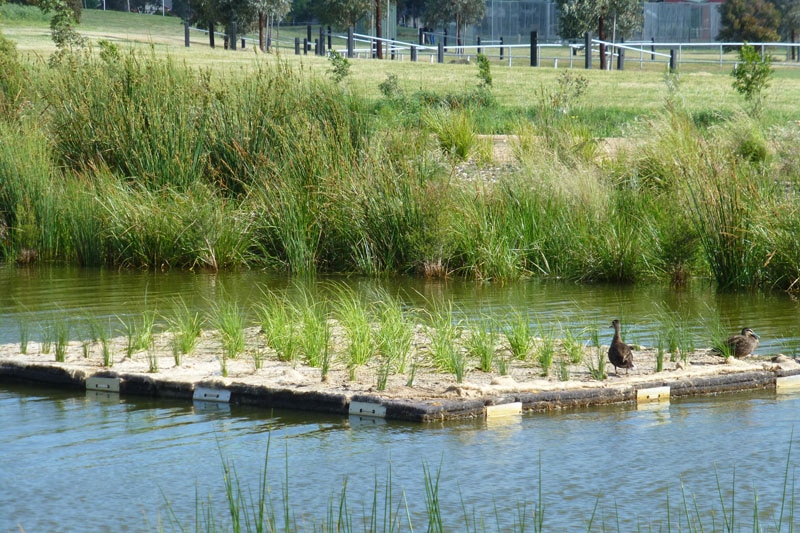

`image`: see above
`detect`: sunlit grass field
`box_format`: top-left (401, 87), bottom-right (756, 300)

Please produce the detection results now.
top-left (3, 5), bottom-right (800, 123)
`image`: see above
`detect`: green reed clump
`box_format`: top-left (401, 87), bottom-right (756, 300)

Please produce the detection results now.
top-left (212, 300), bottom-right (245, 376)
top-left (46, 51), bottom-right (208, 190)
top-left (40, 322), bottom-right (54, 355)
top-left (505, 312), bottom-right (532, 361)
top-left (255, 291), bottom-right (300, 364)
top-left (534, 328), bottom-right (556, 377)
top-left (425, 299), bottom-right (466, 383)
top-left (147, 350), bottom-right (159, 373)
top-left (465, 317), bottom-right (498, 373)
top-left (54, 319), bottom-right (70, 363)
top-left (165, 298), bottom-right (204, 366)
top-left (17, 317), bottom-right (29, 355)
top-left (298, 297), bottom-right (330, 370)
top-left (121, 310), bottom-right (156, 359)
top-left (656, 334), bottom-right (666, 372)
top-left (375, 295), bottom-right (413, 391)
top-left (683, 140), bottom-right (765, 290)
top-left (562, 327), bottom-right (584, 365)
top-left (586, 325), bottom-right (606, 380)
top-left (558, 355), bottom-right (570, 381)
top-left (423, 107), bottom-right (476, 162)
top-left (333, 287), bottom-right (376, 380)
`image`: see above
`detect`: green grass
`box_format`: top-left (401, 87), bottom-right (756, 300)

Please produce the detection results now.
top-left (4, 11), bottom-right (800, 293)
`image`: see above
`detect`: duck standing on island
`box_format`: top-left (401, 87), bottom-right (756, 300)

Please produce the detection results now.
top-left (608, 319), bottom-right (635, 375)
top-left (713, 328), bottom-right (760, 358)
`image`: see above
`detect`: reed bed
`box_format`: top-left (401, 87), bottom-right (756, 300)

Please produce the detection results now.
top-left (1, 42), bottom-right (800, 293)
top-left (165, 438), bottom-right (799, 533)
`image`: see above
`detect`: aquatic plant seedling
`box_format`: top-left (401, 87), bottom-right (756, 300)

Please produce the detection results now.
top-left (425, 299), bottom-right (466, 383)
top-left (255, 291), bottom-right (300, 364)
top-left (54, 319), bottom-right (69, 363)
top-left (212, 300), bottom-right (245, 361)
top-left (332, 287), bottom-right (376, 380)
top-left (165, 297), bottom-right (204, 364)
top-left (464, 318), bottom-right (498, 373)
top-left (375, 296), bottom-right (413, 390)
top-left (505, 311), bottom-right (532, 361)
top-left (17, 318), bottom-right (29, 355)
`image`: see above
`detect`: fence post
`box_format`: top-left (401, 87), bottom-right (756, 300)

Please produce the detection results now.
top-left (437, 41), bottom-right (444, 63)
top-left (319, 27), bottom-right (325, 56)
top-left (327, 26), bottom-right (332, 50)
top-left (391, 38), bottom-right (395, 60)
top-left (230, 22), bottom-right (237, 50)
top-left (530, 30), bottom-right (538, 67)
top-left (295, 37), bottom-right (300, 55)
top-left (617, 38), bottom-right (624, 70)
top-left (241, 38), bottom-right (245, 49)
top-left (418, 27), bottom-right (424, 45)
top-left (584, 32), bottom-right (591, 69)
top-left (303, 38), bottom-right (308, 55)
top-left (650, 37), bottom-right (655, 60)
top-left (307, 25), bottom-right (312, 44)
top-left (499, 36), bottom-right (504, 60)
top-left (669, 48), bottom-right (676, 72)
top-left (347, 27), bottom-right (354, 58)
top-left (184, 20), bottom-right (189, 47)
top-left (444, 28), bottom-right (448, 52)
top-left (477, 36), bottom-right (481, 55)
top-left (411, 45), bottom-right (417, 62)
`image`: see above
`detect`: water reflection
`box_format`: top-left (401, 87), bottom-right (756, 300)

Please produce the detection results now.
top-left (2, 265), bottom-right (800, 355)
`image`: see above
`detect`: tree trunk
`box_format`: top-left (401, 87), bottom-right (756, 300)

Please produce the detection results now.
top-left (598, 14), bottom-right (606, 70)
top-left (259, 12), bottom-right (266, 52)
top-left (376, 0), bottom-right (383, 59)
top-left (209, 21), bottom-right (215, 48)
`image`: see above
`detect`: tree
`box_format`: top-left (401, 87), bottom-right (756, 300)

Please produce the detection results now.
top-left (717, 0), bottom-right (780, 44)
top-left (254, 0), bottom-right (291, 51)
top-left (557, 0), bottom-right (643, 70)
top-left (731, 41), bottom-right (773, 117)
top-left (315, 0), bottom-right (371, 28)
top-left (773, 0), bottom-right (800, 59)
top-left (423, 0), bottom-right (486, 49)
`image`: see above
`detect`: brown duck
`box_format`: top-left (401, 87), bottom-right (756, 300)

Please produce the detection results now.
top-left (608, 319), bottom-right (635, 375)
top-left (713, 328), bottom-right (760, 358)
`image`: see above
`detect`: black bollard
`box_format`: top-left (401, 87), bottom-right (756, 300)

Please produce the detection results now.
top-left (669, 48), bottom-right (676, 72)
top-left (184, 20), bottom-right (190, 47)
top-left (437, 41), bottom-right (444, 63)
top-left (477, 36), bottom-right (481, 55)
top-left (411, 45), bottom-right (417, 62)
top-left (499, 36), bottom-right (504, 60)
top-left (295, 37), bottom-right (300, 55)
top-left (347, 27), bottom-right (354, 58)
top-left (617, 39), bottom-right (625, 70)
top-left (584, 32), bottom-right (591, 69)
top-left (530, 31), bottom-right (538, 67)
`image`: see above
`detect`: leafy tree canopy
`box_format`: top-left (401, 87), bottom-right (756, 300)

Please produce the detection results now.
top-left (315, 0), bottom-right (371, 29)
top-left (557, 0), bottom-right (643, 41)
top-left (423, 0), bottom-right (486, 44)
top-left (717, 0), bottom-right (781, 43)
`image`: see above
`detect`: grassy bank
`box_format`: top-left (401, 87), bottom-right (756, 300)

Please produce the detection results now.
top-left (2, 9), bottom-right (800, 290)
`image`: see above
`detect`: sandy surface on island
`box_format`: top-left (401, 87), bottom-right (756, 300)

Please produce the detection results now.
top-left (1, 324), bottom-right (797, 402)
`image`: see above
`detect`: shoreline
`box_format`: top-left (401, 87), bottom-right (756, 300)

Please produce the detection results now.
top-left (2, 327), bottom-right (800, 422)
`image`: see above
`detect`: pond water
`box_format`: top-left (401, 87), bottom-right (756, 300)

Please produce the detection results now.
top-left (3, 265), bottom-right (800, 531)
top-left (3, 382), bottom-right (800, 531)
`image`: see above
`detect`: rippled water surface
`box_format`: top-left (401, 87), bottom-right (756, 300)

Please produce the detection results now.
top-left (3, 266), bottom-right (800, 531)
top-left (3, 383), bottom-right (800, 531)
